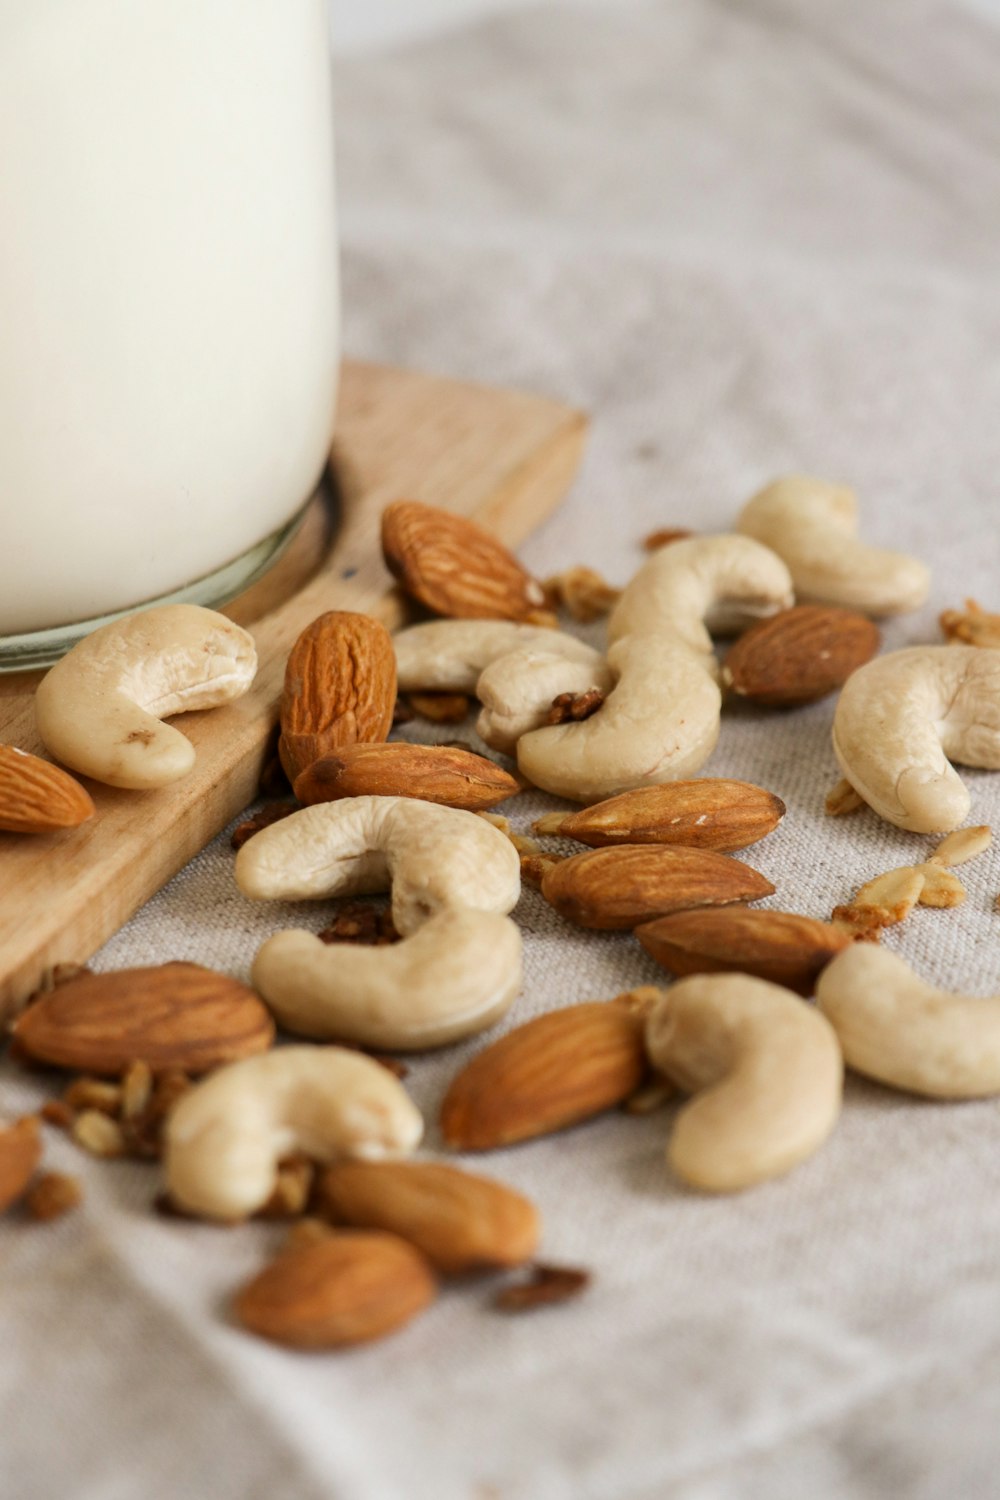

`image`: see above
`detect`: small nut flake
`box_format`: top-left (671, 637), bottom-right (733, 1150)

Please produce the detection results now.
top-left (929, 826), bottom-right (992, 867)
top-left (542, 566), bottom-right (621, 623)
top-left (825, 778), bottom-right (865, 817)
top-left (230, 803), bottom-right (297, 851)
top-left (833, 868), bottom-right (926, 932)
top-left (493, 1263), bottom-right (591, 1313)
top-left (72, 1110), bottom-right (126, 1158)
top-left (940, 600), bottom-right (1000, 649)
top-left (642, 527), bottom-right (693, 552)
top-left (546, 689), bottom-right (605, 725)
top-left (405, 691), bottom-right (472, 724)
top-left (26, 1172), bottom-right (83, 1221)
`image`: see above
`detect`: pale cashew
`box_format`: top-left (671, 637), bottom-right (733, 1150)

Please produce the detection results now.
top-left (165, 1046), bottom-right (423, 1220)
top-left (516, 635), bottom-right (721, 803)
top-left (832, 646), bottom-right (1000, 833)
top-left (736, 475), bottom-right (930, 616)
top-left (35, 604), bottom-right (257, 790)
top-left (645, 974), bottom-right (843, 1192)
top-left (476, 644), bottom-right (614, 753)
top-left (606, 535), bottom-right (793, 656)
top-left (235, 795), bottom-right (520, 933)
top-left (252, 909), bottom-right (522, 1050)
top-left (816, 944), bottom-right (1000, 1098)
top-left (393, 620), bottom-right (561, 693)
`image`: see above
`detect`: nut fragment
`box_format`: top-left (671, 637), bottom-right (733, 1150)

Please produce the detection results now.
top-left (72, 1110), bottom-right (126, 1158)
top-left (720, 606), bottom-right (879, 707)
top-left (940, 600), bottom-right (1000, 649)
top-left (914, 863), bottom-right (966, 909)
top-left (824, 779), bottom-right (864, 817)
top-left (0, 745), bottom-right (95, 834)
top-left (546, 689), bottom-right (605, 725)
top-left (257, 1158), bottom-right (316, 1220)
top-left (318, 902), bottom-right (400, 947)
top-left (121, 1060), bottom-right (154, 1121)
top-left (26, 1172), bottom-right (83, 1221)
top-left (929, 825), bottom-right (992, 867)
top-left (832, 867), bottom-right (926, 932)
top-left (493, 1263), bottom-right (590, 1312)
top-left (540, 844), bottom-right (775, 930)
top-left (534, 779), bottom-right (786, 852)
top-left (294, 743), bottom-right (519, 812)
top-left (230, 803), bottom-right (297, 851)
top-left (0, 1116), bottom-right (41, 1212)
top-left (642, 527), bottom-right (693, 552)
top-left (542, 566), bottom-right (621, 622)
top-left (382, 500), bottom-right (549, 623)
top-left (279, 612), bottom-right (397, 783)
top-left (476, 639), bottom-right (613, 753)
top-left (637, 908), bottom-right (853, 996)
top-left (63, 1078), bottom-right (123, 1115)
top-left (405, 692), bottom-right (472, 724)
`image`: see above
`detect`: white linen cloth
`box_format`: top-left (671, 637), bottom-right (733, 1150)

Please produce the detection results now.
top-left (4, 1), bottom-right (1000, 1495)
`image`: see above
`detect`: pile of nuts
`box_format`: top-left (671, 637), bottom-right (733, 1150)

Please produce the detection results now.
top-left (3, 472), bottom-right (1000, 1350)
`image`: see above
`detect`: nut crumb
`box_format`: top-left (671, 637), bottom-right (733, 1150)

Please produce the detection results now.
top-left (257, 1157), bottom-right (315, 1220)
top-left (520, 853), bottom-right (563, 888)
top-left (406, 692), bottom-right (471, 724)
top-left (493, 1263), bottom-right (591, 1313)
top-left (318, 901), bottom-right (400, 947)
top-left (546, 689), bottom-right (605, 725)
top-left (26, 1172), bottom-right (82, 1221)
top-left (72, 1110), bottom-right (125, 1158)
top-left (284, 1217), bottom-right (334, 1251)
top-left (542, 566), bottom-right (621, 623)
top-left (622, 1079), bottom-right (675, 1115)
top-left (121, 1059), bottom-right (153, 1121)
top-left (63, 1077), bottom-right (122, 1116)
top-left (940, 599), bottom-right (1000, 649)
top-left (825, 779), bottom-right (864, 817)
top-left (642, 527), bottom-right (693, 552)
top-left (231, 802), bottom-right (297, 851)
top-left (929, 825), bottom-right (992, 868)
top-left (39, 1100), bottom-right (75, 1131)
top-left (833, 867), bottom-right (925, 932)
top-left (914, 863), bottom-right (966, 909)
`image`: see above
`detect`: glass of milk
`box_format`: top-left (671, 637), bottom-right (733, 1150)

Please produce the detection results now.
top-left (0, 0), bottom-right (340, 669)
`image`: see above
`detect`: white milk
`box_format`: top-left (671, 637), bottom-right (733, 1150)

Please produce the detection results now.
top-left (0, 0), bottom-right (339, 636)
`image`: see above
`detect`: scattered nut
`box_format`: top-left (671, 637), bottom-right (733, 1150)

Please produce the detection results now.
top-left (825, 779), bottom-right (865, 817)
top-left (542, 566), bottom-right (621, 622)
top-left (493, 1263), bottom-right (590, 1312)
top-left (294, 742), bottom-right (518, 811)
top-left (26, 1172), bottom-right (83, 1221)
top-left (720, 606), bottom-right (880, 707)
top-left (637, 908), bottom-right (853, 996)
top-left (519, 852), bottom-right (563, 888)
top-left (382, 499), bottom-right (549, 623)
top-left (63, 1078), bottom-right (123, 1116)
top-left (940, 600), bottom-right (1000, 649)
top-left (393, 620), bottom-right (559, 694)
top-left (279, 611), bottom-right (396, 783)
top-left (535, 779), bottom-right (786, 852)
top-left (914, 863), bottom-right (966, 908)
top-left (832, 867), bottom-right (926, 932)
top-left (540, 844), bottom-right (775, 930)
top-left (120, 1060), bottom-right (154, 1121)
top-left (929, 825), bottom-right (992, 867)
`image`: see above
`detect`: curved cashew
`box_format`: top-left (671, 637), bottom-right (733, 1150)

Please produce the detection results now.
top-left (476, 644), bottom-right (614, 753)
top-left (607, 535), bottom-right (793, 656)
top-left (252, 909), bottom-right (522, 1050)
top-left (832, 646), bottom-right (1000, 832)
top-left (235, 795), bottom-right (520, 934)
top-left (35, 604), bottom-right (257, 789)
top-left (736, 475), bottom-right (930, 616)
top-left (516, 635), bottom-right (721, 803)
top-left (164, 1046), bottom-right (423, 1220)
top-left (816, 945), bottom-right (1000, 1099)
top-left (393, 620), bottom-right (562, 693)
top-left (645, 974), bottom-right (843, 1191)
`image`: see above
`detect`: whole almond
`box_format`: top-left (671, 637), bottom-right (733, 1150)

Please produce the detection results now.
top-left (440, 996), bottom-right (651, 1150)
top-left (382, 500), bottom-right (550, 622)
top-left (317, 1160), bottom-right (540, 1274)
top-left (540, 844), bottom-right (775, 930)
top-left (535, 780), bottom-right (785, 852)
top-left (12, 962), bottom-right (275, 1075)
top-left (721, 606), bottom-right (880, 707)
top-left (294, 743), bottom-right (519, 812)
top-left (234, 1230), bottom-right (436, 1349)
top-left (0, 1116), bottom-right (41, 1213)
top-left (279, 612), bottom-right (396, 783)
top-left (636, 908), bottom-right (852, 996)
top-left (0, 746), bottom-right (95, 834)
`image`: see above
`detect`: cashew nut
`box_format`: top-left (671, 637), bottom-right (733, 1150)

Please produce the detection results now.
top-left (393, 620), bottom-right (561, 693)
top-left (606, 535), bottom-right (793, 656)
top-left (476, 644), bottom-right (614, 753)
top-left (645, 974), bottom-right (843, 1191)
top-left (252, 909), bottom-right (522, 1050)
top-left (164, 1046), bottom-right (423, 1220)
top-left (736, 475), bottom-right (930, 616)
top-left (34, 604), bottom-right (257, 790)
top-left (516, 635), bottom-right (721, 803)
top-left (235, 795), bottom-right (521, 933)
top-left (816, 945), bottom-right (1000, 1099)
top-left (832, 646), bottom-right (1000, 832)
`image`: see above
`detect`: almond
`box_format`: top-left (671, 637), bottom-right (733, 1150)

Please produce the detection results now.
top-left (540, 844), bottom-right (774, 930)
top-left (233, 1230), bottom-right (436, 1349)
top-left (720, 606), bottom-right (879, 707)
top-left (12, 962), bottom-right (275, 1075)
top-left (294, 742), bottom-right (519, 812)
top-left (0, 1116), bottom-right (41, 1213)
top-left (535, 779), bottom-right (785, 852)
top-left (317, 1160), bottom-right (540, 1274)
top-left (440, 996), bottom-right (650, 1150)
top-left (381, 499), bottom-right (550, 622)
top-left (636, 908), bottom-right (853, 996)
top-left (279, 611), bottom-right (396, 783)
top-left (0, 745), bottom-right (95, 834)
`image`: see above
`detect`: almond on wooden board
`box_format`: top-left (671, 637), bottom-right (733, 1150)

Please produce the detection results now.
top-left (540, 844), bottom-right (775, 930)
top-left (381, 499), bottom-right (550, 623)
top-left (535, 780), bottom-right (786, 852)
top-left (720, 606), bottom-right (880, 707)
top-left (0, 745), bottom-right (95, 834)
top-left (294, 742), bottom-right (519, 812)
top-left (636, 908), bottom-right (853, 996)
top-left (279, 611), bottom-right (396, 783)
top-left (0, 1116), bottom-right (41, 1213)
top-left (12, 963), bottom-right (275, 1075)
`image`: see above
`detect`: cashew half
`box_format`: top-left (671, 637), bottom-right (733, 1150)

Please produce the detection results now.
top-left (607, 535), bottom-right (793, 656)
top-left (234, 795), bottom-right (521, 933)
top-left (476, 644), bottom-right (614, 753)
top-left (35, 604), bottom-right (257, 789)
top-left (645, 974), bottom-right (843, 1191)
top-left (816, 945), bottom-right (1000, 1099)
top-left (252, 910), bottom-right (522, 1050)
top-left (393, 621), bottom-right (562, 693)
top-left (164, 1046), bottom-right (423, 1220)
top-left (736, 475), bottom-right (930, 616)
top-left (516, 635), bottom-right (721, 803)
top-left (832, 646), bottom-right (1000, 833)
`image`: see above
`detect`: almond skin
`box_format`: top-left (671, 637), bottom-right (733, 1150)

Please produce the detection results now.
top-left (440, 997), bottom-right (650, 1150)
top-left (0, 745), bottom-right (95, 834)
top-left (294, 742), bottom-right (519, 812)
top-left (279, 612), bottom-right (396, 783)
top-left (381, 500), bottom-right (550, 622)
top-left (540, 844), bottom-right (775, 930)
top-left (317, 1160), bottom-right (540, 1274)
top-left (233, 1230), bottom-right (436, 1349)
top-left (12, 962), bottom-right (275, 1075)
top-left (536, 780), bottom-right (785, 852)
top-left (0, 1116), bottom-right (41, 1213)
top-left (636, 908), bottom-right (853, 996)
top-left (721, 606), bottom-right (880, 707)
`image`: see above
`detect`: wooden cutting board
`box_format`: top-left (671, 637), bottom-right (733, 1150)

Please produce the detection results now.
top-left (0, 358), bottom-right (587, 1016)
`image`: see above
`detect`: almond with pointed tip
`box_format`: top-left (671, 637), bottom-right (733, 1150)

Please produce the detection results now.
top-left (0, 746), bottom-right (95, 834)
top-left (279, 612), bottom-right (396, 783)
top-left (535, 779), bottom-right (785, 852)
top-left (721, 606), bottom-right (879, 707)
top-left (294, 742), bottom-right (519, 811)
top-left (382, 500), bottom-right (550, 622)
top-left (637, 908), bottom-right (853, 996)
top-left (540, 844), bottom-right (775, 930)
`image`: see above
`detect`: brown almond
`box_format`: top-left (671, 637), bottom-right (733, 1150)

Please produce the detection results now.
top-left (440, 997), bottom-right (650, 1150)
top-left (0, 1116), bottom-right (41, 1213)
top-left (381, 500), bottom-right (550, 622)
top-left (637, 908), bottom-right (852, 996)
top-left (540, 844), bottom-right (774, 930)
top-left (12, 962), bottom-right (275, 1075)
top-left (294, 743), bottom-right (519, 812)
top-left (233, 1230), bottom-right (436, 1349)
top-left (535, 779), bottom-right (785, 852)
top-left (0, 745), bottom-right (95, 834)
top-left (721, 606), bottom-right (880, 707)
top-left (25, 1171), bottom-right (82, 1221)
top-left (317, 1160), bottom-right (540, 1275)
top-left (279, 611), bottom-right (396, 782)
